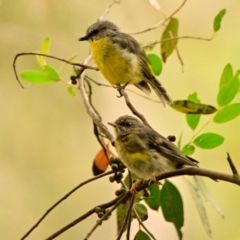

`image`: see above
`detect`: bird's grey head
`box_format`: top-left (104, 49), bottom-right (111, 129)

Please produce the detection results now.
top-left (108, 115), bottom-right (144, 135)
top-left (78, 21), bottom-right (119, 42)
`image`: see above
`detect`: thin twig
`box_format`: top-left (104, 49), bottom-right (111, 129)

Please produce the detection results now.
top-left (13, 52), bottom-right (98, 88)
top-left (119, 88), bottom-right (152, 128)
top-left (85, 76), bottom-right (160, 103)
top-left (116, 195), bottom-right (135, 240)
top-left (126, 212), bottom-right (132, 240)
top-left (45, 193), bottom-right (129, 240)
top-left (135, 165), bottom-right (240, 194)
top-left (130, 0), bottom-right (187, 35)
top-left (169, 31), bottom-right (184, 70)
top-left (99, 0), bottom-right (122, 21)
top-left (84, 193), bottom-right (129, 240)
top-left (128, 170), bottom-right (133, 190)
top-left (227, 152), bottom-right (239, 176)
top-left (20, 170), bottom-right (114, 240)
top-left (133, 209), bottom-right (157, 240)
top-left (143, 35), bottom-right (213, 49)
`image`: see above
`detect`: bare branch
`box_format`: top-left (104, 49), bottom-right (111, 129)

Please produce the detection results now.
top-left (143, 35), bottom-right (213, 49)
top-left (119, 88), bottom-right (152, 128)
top-left (227, 152), bottom-right (239, 176)
top-left (99, 0), bottom-right (122, 21)
top-left (133, 209), bottom-right (157, 240)
top-left (13, 52), bottom-right (98, 88)
top-left (45, 193), bottom-right (129, 240)
top-left (84, 193), bottom-right (129, 240)
top-left (20, 170), bottom-right (114, 240)
top-left (134, 164), bottom-right (240, 194)
top-left (78, 55), bottom-right (115, 143)
top-left (130, 0), bottom-right (187, 35)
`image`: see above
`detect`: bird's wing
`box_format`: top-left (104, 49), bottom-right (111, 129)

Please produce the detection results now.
top-left (142, 129), bottom-right (199, 166)
top-left (111, 32), bottom-right (171, 105)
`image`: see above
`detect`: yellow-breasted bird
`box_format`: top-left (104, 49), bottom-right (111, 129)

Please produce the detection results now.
top-left (79, 21), bottom-right (172, 106)
top-left (108, 115), bottom-right (199, 188)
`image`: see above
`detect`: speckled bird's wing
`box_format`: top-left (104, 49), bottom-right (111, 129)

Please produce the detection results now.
top-left (141, 128), bottom-right (199, 167)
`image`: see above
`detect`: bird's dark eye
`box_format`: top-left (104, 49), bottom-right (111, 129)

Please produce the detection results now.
top-left (125, 121), bottom-right (132, 127)
top-left (92, 29), bottom-right (99, 35)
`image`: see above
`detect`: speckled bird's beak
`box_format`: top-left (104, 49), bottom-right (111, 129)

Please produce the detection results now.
top-left (108, 122), bottom-right (117, 128)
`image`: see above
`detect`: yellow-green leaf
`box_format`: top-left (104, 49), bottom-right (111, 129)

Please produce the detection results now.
top-left (67, 87), bottom-right (76, 96)
top-left (213, 9), bottom-right (226, 32)
top-left (41, 37), bottom-right (50, 55)
top-left (219, 63), bottom-right (233, 88)
top-left (20, 70), bottom-right (51, 84)
top-left (161, 18), bottom-right (179, 62)
top-left (171, 100), bottom-right (217, 114)
top-left (43, 65), bottom-right (60, 81)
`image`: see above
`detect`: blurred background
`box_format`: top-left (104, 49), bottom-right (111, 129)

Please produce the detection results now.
top-left (1, 0), bottom-right (240, 239)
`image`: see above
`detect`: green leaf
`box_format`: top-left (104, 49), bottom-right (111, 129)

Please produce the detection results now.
top-left (161, 18), bottom-right (179, 62)
top-left (20, 70), bottom-right (52, 84)
top-left (194, 176), bottom-right (224, 218)
top-left (134, 203), bottom-right (148, 221)
top-left (186, 114), bottom-right (200, 130)
top-left (193, 133), bottom-right (224, 149)
top-left (213, 9), bottom-right (226, 32)
top-left (182, 144), bottom-right (195, 156)
top-left (67, 87), bottom-right (76, 96)
top-left (219, 63), bottom-right (233, 88)
top-left (147, 54), bottom-right (162, 76)
top-left (160, 180), bottom-right (183, 240)
top-left (134, 230), bottom-right (151, 240)
top-left (171, 100), bottom-right (217, 114)
top-left (43, 65), bottom-right (60, 81)
top-left (213, 103), bottom-right (240, 123)
top-left (117, 201), bottom-right (133, 234)
top-left (186, 180), bottom-right (212, 237)
top-left (186, 92), bottom-right (201, 130)
top-left (41, 37), bottom-right (50, 55)
top-left (144, 183), bottom-right (161, 211)
top-left (217, 71), bottom-right (240, 107)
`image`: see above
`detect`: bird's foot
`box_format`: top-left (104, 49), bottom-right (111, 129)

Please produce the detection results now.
top-left (116, 83), bottom-right (129, 98)
top-left (148, 173), bottom-right (162, 186)
top-left (130, 179), bottom-right (143, 195)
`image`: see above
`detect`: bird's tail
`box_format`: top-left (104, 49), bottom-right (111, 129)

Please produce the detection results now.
top-left (150, 77), bottom-right (172, 107)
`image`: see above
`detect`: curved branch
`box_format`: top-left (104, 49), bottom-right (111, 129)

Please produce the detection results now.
top-left (44, 193), bottom-right (129, 240)
top-left (13, 52), bottom-right (98, 88)
top-left (135, 156), bottom-right (240, 193)
top-left (119, 88), bottom-right (152, 128)
top-left (20, 170), bottom-right (114, 240)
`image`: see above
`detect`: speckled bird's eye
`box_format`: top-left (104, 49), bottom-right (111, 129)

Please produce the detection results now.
top-left (125, 121), bottom-right (132, 127)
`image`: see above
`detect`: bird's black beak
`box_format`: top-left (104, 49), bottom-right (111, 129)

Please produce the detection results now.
top-left (78, 35), bottom-right (88, 41)
top-left (108, 122), bottom-right (117, 128)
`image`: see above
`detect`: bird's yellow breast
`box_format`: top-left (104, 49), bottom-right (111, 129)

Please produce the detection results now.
top-left (90, 37), bottom-right (142, 85)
